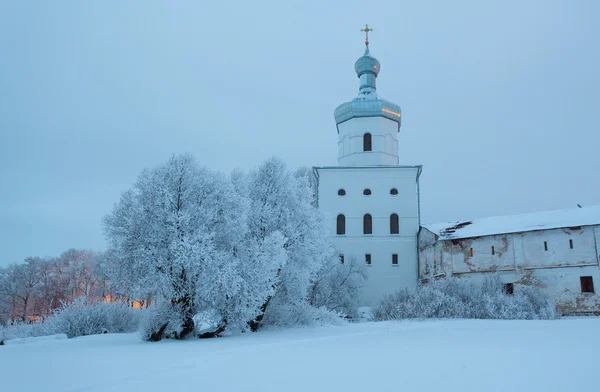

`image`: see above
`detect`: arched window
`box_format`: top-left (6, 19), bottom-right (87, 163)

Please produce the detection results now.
top-left (363, 189), bottom-right (372, 195)
top-left (363, 133), bottom-right (372, 151)
top-left (338, 189), bottom-right (346, 196)
top-left (336, 214), bottom-right (346, 235)
top-left (390, 213), bottom-right (399, 234)
top-left (363, 214), bottom-right (372, 234)
top-left (390, 188), bottom-right (398, 195)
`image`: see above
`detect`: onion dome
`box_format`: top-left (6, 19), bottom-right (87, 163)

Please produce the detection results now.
top-left (334, 44), bottom-right (402, 129)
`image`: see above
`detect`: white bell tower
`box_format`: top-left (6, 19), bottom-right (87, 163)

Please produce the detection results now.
top-left (314, 26), bottom-right (422, 306)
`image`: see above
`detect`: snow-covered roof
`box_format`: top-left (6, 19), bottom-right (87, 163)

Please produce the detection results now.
top-left (423, 205), bottom-right (600, 240)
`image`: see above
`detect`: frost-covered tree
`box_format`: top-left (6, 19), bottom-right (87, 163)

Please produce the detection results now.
top-left (104, 154), bottom-right (230, 339)
top-left (308, 256), bottom-right (367, 317)
top-left (246, 158), bottom-right (340, 328)
top-left (0, 259), bottom-right (44, 322)
top-left (104, 154), bottom-right (288, 340)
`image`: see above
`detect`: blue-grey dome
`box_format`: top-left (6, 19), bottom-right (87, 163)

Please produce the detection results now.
top-left (334, 44), bottom-right (401, 129)
top-left (354, 45), bottom-right (380, 77)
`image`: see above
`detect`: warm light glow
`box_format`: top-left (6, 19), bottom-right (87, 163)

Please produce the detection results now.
top-left (382, 108), bottom-right (401, 117)
top-left (104, 294), bottom-right (146, 308)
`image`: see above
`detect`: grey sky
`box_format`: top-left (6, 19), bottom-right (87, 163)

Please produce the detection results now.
top-left (1, 0), bottom-right (599, 266)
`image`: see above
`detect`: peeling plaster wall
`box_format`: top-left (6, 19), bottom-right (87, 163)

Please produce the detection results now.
top-left (418, 225), bottom-right (600, 314)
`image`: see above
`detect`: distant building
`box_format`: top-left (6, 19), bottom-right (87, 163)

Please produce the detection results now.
top-left (419, 206), bottom-right (600, 314)
top-left (313, 35), bottom-right (422, 306)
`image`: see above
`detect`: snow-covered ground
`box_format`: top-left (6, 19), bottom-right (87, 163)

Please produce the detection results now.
top-left (2, 318), bottom-right (598, 392)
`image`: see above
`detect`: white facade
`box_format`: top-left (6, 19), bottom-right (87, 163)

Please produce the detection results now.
top-left (314, 42), bottom-right (422, 306)
top-left (419, 206), bottom-right (600, 314)
top-left (314, 166), bottom-right (421, 305)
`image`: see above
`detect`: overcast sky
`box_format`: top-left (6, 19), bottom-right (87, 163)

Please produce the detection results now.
top-left (1, 0), bottom-right (599, 266)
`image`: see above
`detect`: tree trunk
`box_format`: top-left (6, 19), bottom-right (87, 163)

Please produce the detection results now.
top-left (22, 296), bottom-right (29, 323)
top-left (248, 296), bottom-right (271, 332)
top-left (148, 323), bottom-right (168, 342)
top-left (172, 293), bottom-right (195, 340)
top-left (198, 321), bottom-right (227, 339)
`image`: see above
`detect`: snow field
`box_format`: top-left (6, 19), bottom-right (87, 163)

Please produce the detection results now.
top-left (1, 318), bottom-right (598, 392)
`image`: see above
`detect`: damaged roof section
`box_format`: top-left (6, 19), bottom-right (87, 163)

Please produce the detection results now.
top-left (423, 205), bottom-right (600, 240)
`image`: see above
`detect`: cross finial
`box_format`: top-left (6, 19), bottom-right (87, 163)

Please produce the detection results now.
top-left (361, 24), bottom-right (373, 45)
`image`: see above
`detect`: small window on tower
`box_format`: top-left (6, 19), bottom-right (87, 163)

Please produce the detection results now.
top-left (544, 241), bottom-right (548, 251)
top-left (336, 214), bottom-right (346, 235)
top-left (492, 246), bottom-right (495, 255)
top-left (390, 188), bottom-right (398, 195)
top-left (363, 133), bottom-right (372, 151)
top-left (363, 214), bottom-right (373, 235)
top-left (581, 276), bottom-right (594, 293)
top-left (338, 189), bottom-right (346, 196)
top-left (365, 254), bottom-right (372, 265)
top-left (339, 254), bottom-right (344, 264)
top-left (390, 214), bottom-right (399, 234)
top-left (363, 189), bottom-right (372, 195)
top-left (392, 254), bottom-right (398, 265)
top-left (503, 283), bottom-right (514, 295)
top-left (569, 239), bottom-right (574, 249)
top-left (469, 248), bottom-right (474, 257)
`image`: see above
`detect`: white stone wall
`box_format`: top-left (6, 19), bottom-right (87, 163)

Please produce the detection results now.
top-left (418, 225), bottom-right (600, 314)
top-left (315, 166), bottom-right (420, 306)
top-left (337, 117), bottom-right (399, 166)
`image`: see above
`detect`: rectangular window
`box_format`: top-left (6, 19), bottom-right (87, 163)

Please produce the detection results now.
top-left (581, 276), bottom-right (594, 293)
top-left (503, 283), bottom-right (514, 295)
top-left (339, 254), bottom-right (344, 264)
top-left (365, 254), bottom-right (371, 265)
top-left (491, 246), bottom-right (495, 255)
top-left (544, 241), bottom-right (548, 251)
top-left (469, 248), bottom-right (474, 257)
top-left (392, 254), bottom-right (398, 265)
top-left (569, 239), bottom-right (574, 249)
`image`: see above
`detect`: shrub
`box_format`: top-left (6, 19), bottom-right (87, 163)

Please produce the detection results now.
top-left (261, 300), bottom-right (346, 328)
top-left (0, 299), bottom-right (141, 341)
top-left (45, 299), bottom-right (141, 338)
top-left (373, 276), bottom-right (556, 321)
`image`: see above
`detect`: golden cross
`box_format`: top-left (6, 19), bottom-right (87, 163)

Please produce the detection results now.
top-left (361, 24), bottom-right (373, 44)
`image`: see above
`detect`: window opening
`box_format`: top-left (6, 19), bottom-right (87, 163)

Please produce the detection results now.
top-left (363, 214), bottom-right (373, 235)
top-left (390, 214), bottom-right (399, 234)
top-left (503, 283), bottom-right (514, 295)
top-left (581, 276), bottom-right (595, 293)
top-left (336, 214), bottom-right (345, 235)
top-left (363, 133), bottom-right (372, 151)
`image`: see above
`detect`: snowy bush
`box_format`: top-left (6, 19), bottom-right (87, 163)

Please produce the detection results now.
top-left (0, 321), bottom-right (49, 341)
top-left (44, 299), bottom-right (141, 338)
top-left (261, 301), bottom-right (346, 328)
top-left (373, 276), bottom-right (556, 321)
top-left (308, 256), bottom-right (368, 318)
top-left (0, 299), bottom-right (141, 340)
